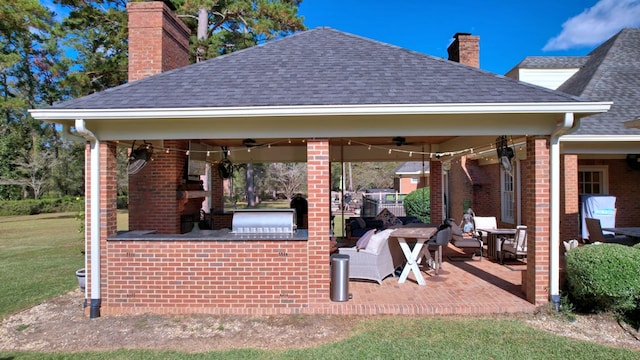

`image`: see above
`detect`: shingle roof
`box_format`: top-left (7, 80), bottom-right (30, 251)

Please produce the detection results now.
top-left (394, 162), bottom-right (430, 174)
top-left (512, 56), bottom-right (589, 70)
top-left (557, 28), bottom-right (640, 135)
top-left (52, 28), bottom-right (584, 110)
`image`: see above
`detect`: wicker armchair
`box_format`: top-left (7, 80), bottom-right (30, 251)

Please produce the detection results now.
top-left (338, 229), bottom-right (404, 284)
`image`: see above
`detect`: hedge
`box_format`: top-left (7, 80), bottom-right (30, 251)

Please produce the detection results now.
top-left (403, 187), bottom-right (430, 224)
top-left (565, 243), bottom-right (640, 314)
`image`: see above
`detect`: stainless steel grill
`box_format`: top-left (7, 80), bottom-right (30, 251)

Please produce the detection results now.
top-left (231, 209), bottom-right (296, 234)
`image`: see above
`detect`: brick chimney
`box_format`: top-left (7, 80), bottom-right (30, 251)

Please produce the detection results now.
top-left (127, 0), bottom-right (191, 82)
top-left (447, 32), bottom-right (479, 68)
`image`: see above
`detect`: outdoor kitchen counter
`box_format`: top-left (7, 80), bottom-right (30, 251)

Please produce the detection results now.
top-left (107, 229), bottom-right (309, 241)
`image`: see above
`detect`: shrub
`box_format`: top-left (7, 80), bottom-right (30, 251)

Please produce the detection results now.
top-left (403, 187), bottom-right (430, 223)
top-left (565, 243), bottom-right (640, 314)
top-left (0, 197), bottom-right (84, 216)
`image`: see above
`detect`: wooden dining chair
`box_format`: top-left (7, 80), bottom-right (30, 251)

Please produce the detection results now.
top-left (585, 218), bottom-right (635, 246)
top-left (500, 225), bottom-right (527, 265)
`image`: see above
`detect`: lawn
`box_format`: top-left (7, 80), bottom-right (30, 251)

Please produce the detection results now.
top-left (1, 212), bottom-right (638, 359)
top-left (0, 212), bottom-right (84, 318)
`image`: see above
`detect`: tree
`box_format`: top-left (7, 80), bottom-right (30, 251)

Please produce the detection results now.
top-left (175, 0), bottom-right (306, 62)
top-left (265, 162), bottom-right (306, 200)
top-left (0, 134), bottom-right (59, 199)
top-left (0, 0), bottom-right (70, 199)
top-left (54, 0), bottom-right (129, 96)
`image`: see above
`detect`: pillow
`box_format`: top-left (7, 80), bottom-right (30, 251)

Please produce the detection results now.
top-left (364, 228), bottom-right (395, 255)
top-left (355, 229), bottom-right (376, 250)
top-left (375, 208), bottom-right (403, 228)
top-left (355, 217), bottom-right (366, 229)
top-left (449, 222), bottom-right (464, 242)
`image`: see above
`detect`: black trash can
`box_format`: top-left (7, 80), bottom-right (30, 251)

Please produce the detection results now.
top-left (330, 253), bottom-right (350, 302)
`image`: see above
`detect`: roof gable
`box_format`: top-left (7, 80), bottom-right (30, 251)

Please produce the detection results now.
top-left (557, 28), bottom-right (640, 135)
top-left (53, 28), bottom-right (582, 110)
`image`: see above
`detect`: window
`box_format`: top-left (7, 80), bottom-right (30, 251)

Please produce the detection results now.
top-left (410, 177), bottom-right (419, 184)
top-left (501, 168), bottom-right (514, 224)
top-left (578, 165), bottom-right (608, 195)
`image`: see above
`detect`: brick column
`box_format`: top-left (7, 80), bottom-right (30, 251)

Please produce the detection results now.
top-left (85, 141), bottom-right (118, 311)
top-left (561, 155), bottom-right (579, 241)
top-left (522, 136), bottom-right (551, 305)
top-left (430, 161), bottom-right (443, 223)
top-left (306, 139), bottom-right (331, 304)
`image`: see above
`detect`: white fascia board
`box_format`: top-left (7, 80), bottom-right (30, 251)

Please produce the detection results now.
top-left (29, 102), bottom-right (612, 121)
top-left (561, 134), bottom-right (640, 142)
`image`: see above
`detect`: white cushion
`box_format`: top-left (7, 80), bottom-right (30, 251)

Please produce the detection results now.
top-left (363, 228), bottom-right (395, 255)
top-left (356, 229), bottom-right (376, 250)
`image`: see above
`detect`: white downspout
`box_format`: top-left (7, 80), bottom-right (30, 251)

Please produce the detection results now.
top-left (549, 112), bottom-right (575, 311)
top-left (61, 124), bottom-right (86, 143)
top-left (75, 119), bottom-right (101, 318)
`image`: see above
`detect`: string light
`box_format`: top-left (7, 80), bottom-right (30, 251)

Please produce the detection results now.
top-left (122, 137), bottom-right (524, 162)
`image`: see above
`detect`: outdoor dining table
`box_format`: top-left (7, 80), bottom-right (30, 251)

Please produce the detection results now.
top-left (477, 228), bottom-right (516, 261)
top-left (602, 227), bottom-right (640, 239)
top-left (388, 226), bottom-right (438, 286)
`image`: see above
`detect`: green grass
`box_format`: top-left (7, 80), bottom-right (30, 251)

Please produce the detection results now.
top-left (1, 213), bottom-right (638, 359)
top-left (1, 317), bottom-right (638, 359)
top-left (0, 212), bottom-right (84, 318)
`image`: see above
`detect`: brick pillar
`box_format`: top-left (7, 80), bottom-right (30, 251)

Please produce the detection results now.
top-left (561, 155), bottom-right (579, 240)
top-left (522, 136), bottom-right (551, 305)
top-left (85, 141), bottom-right (118, 310)
top-left (430, 161), bottom-right (443, 223)
top-left (127, 0), bottom-right (190, 82)
top-left (306, 139), bottom-right (331, 304)
top-left (447, 32), bottom-right (480, 68)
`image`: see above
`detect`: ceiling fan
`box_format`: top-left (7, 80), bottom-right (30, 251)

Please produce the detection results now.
top-left (392, 136), bottom-right (413, 146)
top-left (127, 141), bottom-right (154, 175)
top-left (495, 135), bottom-right (515, 174)
top-left (242, 138), bottom-right (263, 148)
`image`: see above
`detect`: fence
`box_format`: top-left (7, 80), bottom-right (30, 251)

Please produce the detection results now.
top-left (362, 192), bottom-right (406, 217)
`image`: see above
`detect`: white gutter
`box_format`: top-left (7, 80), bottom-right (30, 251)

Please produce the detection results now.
top-left (75, 119), bottom-right (101, 319)
top-left (29, 102), bottom-right (613, 120)
top-left (549, 112), bottom-right (576, 311)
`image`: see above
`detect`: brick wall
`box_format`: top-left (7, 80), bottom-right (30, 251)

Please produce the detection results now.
top-left (104, 240), bottom-right (309, 314)
top-left (127, 1), bottom-right (190, 82)
top-left (129, 140), bottom-right (192, 234)
top-left (578, 158), bottom-right (640, 227)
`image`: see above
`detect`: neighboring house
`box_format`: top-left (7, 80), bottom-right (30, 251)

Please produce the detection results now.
top-left (30, 1), bottom-right (610, 317)
top-left (393, 161), bottom-right (430, 193)
top-left (504, 28), bottom-right (640, 241)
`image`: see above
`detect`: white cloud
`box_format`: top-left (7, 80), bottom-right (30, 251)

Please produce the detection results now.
top-left (543, 0), bottom-right (640, 51)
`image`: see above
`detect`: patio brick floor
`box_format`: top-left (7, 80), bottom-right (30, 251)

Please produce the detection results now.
top-left (316, 243), bottom-right (536, 316)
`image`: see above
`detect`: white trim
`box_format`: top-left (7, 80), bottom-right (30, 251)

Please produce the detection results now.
top-left (562, 135), bottom-right (640, 142)
top-left (29, 102), bottom-right (612, 120)
top-left (578, 165), bottom-right (609, 195)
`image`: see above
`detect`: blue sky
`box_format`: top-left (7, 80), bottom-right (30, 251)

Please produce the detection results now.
top-left (41, 0), bottom-right (640, 75)
top-left (298, 0), bottom-right (640, 74)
